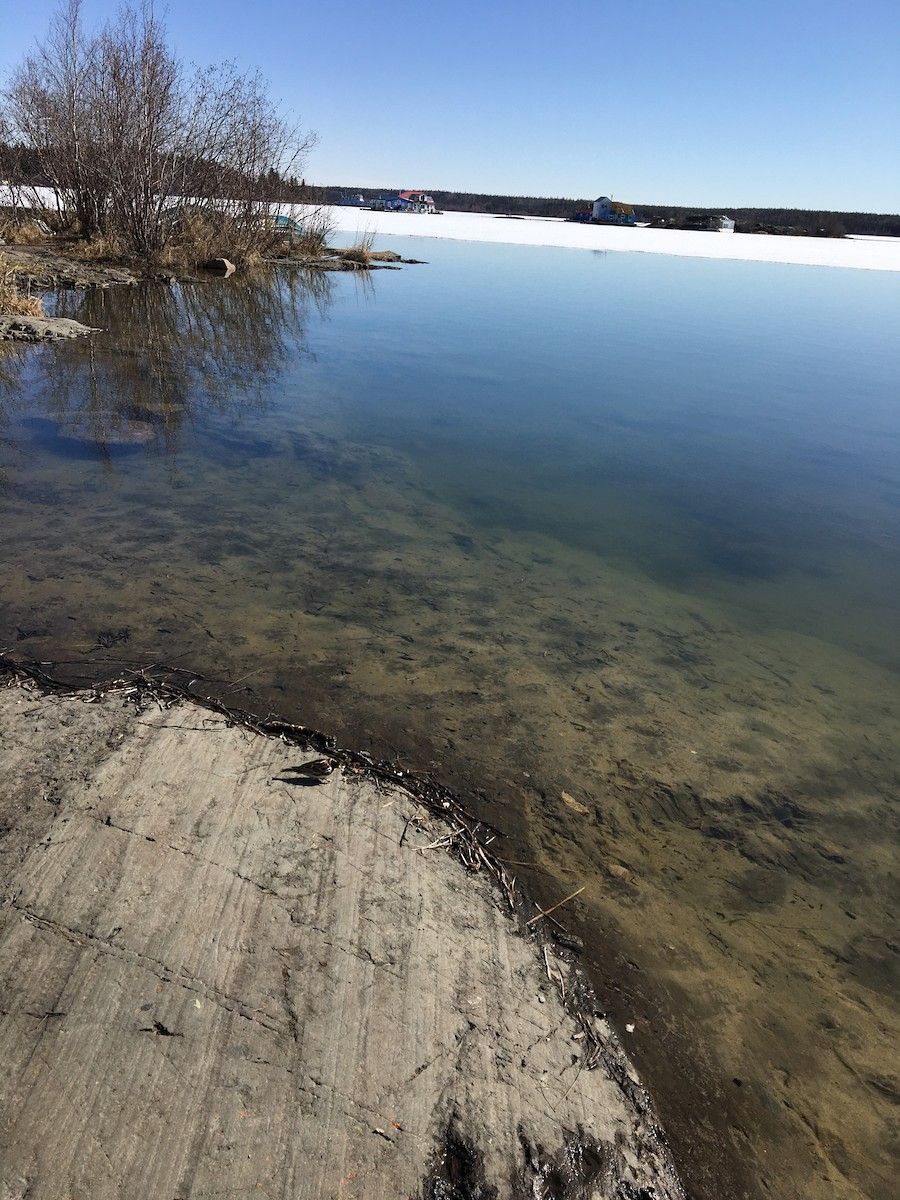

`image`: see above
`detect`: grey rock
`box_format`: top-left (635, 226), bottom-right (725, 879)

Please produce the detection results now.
top-left (0, 315), bottom-right (99, 342)
top-left (201, 257), bottom-right (236, 276)
top-left (0, 684), bottom-right (685, 1200)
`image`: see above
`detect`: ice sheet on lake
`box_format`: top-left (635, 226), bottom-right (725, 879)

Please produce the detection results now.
top-left (322, 205), bottom-right (900, 272)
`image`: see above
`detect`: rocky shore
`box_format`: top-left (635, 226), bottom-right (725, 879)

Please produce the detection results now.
top-left (0, 242), bottom-right (422, 340)
top-left (0, 670), bottom-right (684, 1199)
top-left (0, 243), bottom-right (134, 340)
top-left (0, 314), bottom-right (100, 342)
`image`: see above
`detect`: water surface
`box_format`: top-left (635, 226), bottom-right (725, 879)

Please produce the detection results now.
top-left (1, 242), bottom-right (898, 1200)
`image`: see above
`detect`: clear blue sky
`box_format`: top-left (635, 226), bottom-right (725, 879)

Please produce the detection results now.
top-left (3, 0), bottom-right (898, 211)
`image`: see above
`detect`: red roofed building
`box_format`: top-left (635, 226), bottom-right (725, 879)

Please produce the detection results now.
top-left (398, 191), bottom-right (437, 213)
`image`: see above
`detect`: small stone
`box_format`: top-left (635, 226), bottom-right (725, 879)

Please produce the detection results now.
top-left (561, 790), bottom-right (589, 815)
top-left (202, 257), bottom-right (236, 276)
top-left (554, 930), bottom-right (584, 955)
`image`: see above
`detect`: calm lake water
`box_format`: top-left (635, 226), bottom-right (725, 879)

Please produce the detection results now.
top-left (1, 240), bottom-right (898, 1200)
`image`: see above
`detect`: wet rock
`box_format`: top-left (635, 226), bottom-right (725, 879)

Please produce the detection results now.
top-left (0, 682), bottom-right (685, 1200)
top-left (54, 416), bottom-right (157, 447)
top-left (553, 929), bottom-right (585, 955)
top-left (201, 257), bottom-right (236, 276)
top-left (0, 315), bottom-right (99, 342)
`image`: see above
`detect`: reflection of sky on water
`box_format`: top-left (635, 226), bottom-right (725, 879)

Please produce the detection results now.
top-left (2, 245), bottom-right (898, 666)
top-left (305, 242), bottom-right (900, 664)
top-left (1, 245), bottom-right (898, 1200)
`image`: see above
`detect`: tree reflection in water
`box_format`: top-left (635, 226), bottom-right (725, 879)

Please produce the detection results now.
top-left (18, 267), bottom-right (337, 463)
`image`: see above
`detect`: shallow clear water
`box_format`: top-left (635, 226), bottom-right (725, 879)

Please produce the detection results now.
top-left (1, 242), bottom-right (898, 1199)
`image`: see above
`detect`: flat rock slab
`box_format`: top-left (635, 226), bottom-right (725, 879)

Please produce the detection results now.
top-left (0, 683), bottom-right (683, 1199)
top-left (0, 315), bottom-right (99, 342)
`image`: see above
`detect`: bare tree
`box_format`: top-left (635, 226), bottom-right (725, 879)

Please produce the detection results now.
top-left (169, 56), bottom-right (317, 257)
top-left (4, 0), bottom-right (106, 236)
top-left (91, 3), bottom-right (182, 253)
top-left (2, 0), bottom-right (317, 257)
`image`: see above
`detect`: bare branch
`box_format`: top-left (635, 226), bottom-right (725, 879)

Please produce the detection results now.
top-left (2, 0), bottom-right (318, 257)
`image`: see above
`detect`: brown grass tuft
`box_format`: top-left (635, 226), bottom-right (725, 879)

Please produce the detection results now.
top-left (0, 217), bottom-right (51, 245)
top-left (290, 207), bottom-right (333, 258)
top-left (336, 230), bottom-right (376, 268)
top-left (156, 209), bottom-right (223, 267)
top-left (156, 209), bottom-right (270, 268)
top-left (65, 232), bottom-right (125, 260)
top-left (262, 207), bottom-right (334, 262)
top-left (0, 255), bottom-right (45, 317)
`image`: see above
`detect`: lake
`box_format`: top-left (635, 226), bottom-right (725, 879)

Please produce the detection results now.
top-left (1, 240), bottom-right (898, 1200)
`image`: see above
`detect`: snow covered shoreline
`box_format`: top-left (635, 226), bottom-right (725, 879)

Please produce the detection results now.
top-left (323, 205), bottom-right (900, 272)
top-left (3, 183), bottom-right (896, 271)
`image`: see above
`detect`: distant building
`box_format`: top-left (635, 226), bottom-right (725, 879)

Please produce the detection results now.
top-left (368, 190), bottom-right (438, 214)
top-left (591, 197), bottom-right (636, 226)
top-left (369, 195), bottom-right (406, 212)
top-left (397, 191), bottom-right (437, 213)
top-left (708, 215), bottom-right (736, 232)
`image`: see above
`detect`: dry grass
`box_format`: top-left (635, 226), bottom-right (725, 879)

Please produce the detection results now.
top-left (156, 209), bottom-right (227, 268)
top-left (0, 255), bottom-right (45, 317)
top-left (156, 209), bottom-right (277, 268)
top-left (286, 230), bottom-right (331, 259)
top-left (0, 201), bottom-right (342, 272)
top-left (65, 231), bottom-right (125, 260)
top-left (337, 230), bottom-right (376, 268)
top-left (0, 216), bottom-right (52, 245)
top-left (265, 206), bottom-right (334, 261)
top-left (290, 206), bottom-right (333, 258)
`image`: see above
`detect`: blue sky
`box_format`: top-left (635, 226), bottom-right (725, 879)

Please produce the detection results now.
top-left (2, 0), bottom-right (898, 211)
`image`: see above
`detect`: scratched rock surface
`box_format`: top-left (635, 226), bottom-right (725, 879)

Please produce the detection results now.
top-left (0, 684), bottom-right (684, 1200)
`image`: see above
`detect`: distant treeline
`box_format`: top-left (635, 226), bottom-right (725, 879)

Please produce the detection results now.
top-left (5, 141), bottom-right (896, 239)
top-left (628, 204), bottom-right (900, 238)
top-left (325, 187), bottom-right (900, 238)
top-left (0, 142), bottom-right (321, 207)
top-left (328, 188), bottom-right (590, 220)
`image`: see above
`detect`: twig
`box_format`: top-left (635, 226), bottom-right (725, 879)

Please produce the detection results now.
top-left (526, 886), bottom-right (585, 927)
top-left (417, 830), bottom-right (462, 852)
top-left (553, 1060), bottom-right (585, 1111)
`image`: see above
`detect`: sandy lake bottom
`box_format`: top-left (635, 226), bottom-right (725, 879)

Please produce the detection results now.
top-left (1, 243), bottom-right (898, 1199)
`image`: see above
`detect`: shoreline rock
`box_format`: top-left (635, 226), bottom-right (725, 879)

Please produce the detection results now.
top-left (0, 672), bottom-right (685, 1199)
top-left (0, 242), bottom-right (424, 338)
top-left (201, 256), bottom-right (236, 276)
top-left (0, 314), bottom-right (100, 342)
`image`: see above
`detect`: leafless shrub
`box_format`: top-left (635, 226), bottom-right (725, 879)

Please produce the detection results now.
top-left (2, 0), bottom-right (317, 261)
